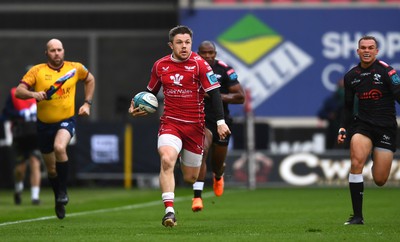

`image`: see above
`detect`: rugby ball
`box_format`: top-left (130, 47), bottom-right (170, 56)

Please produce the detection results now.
top-left (133, 91), bottom-right (158, 114)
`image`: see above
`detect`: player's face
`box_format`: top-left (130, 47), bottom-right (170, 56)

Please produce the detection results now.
top-left (357, 39), bottom-right (378, 67)
top-left (46, 41), bottom-right (65, 68)
top-left (198, 45), bottom-right (216, 66)
top-left (170, 34), bottom-right (192, 61)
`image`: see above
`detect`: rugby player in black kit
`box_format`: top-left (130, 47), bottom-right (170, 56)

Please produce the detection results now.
top-left (191, 40), bottom-right (245, 212)
top-left (338, 36), bottom-right (400, 225)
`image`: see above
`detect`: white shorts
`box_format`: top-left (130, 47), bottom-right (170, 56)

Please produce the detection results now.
top-left (158, 134), bottom-right (202, 167)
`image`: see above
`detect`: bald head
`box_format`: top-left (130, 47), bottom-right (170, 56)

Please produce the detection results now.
top-left (198, 40), bottom-right (217, 66)
top-left (198, 40), bottom-right (216, 52)
top-left (46, 39), bottom-right (63, 52)
top-left (45, 38), bottom-right (65, 69)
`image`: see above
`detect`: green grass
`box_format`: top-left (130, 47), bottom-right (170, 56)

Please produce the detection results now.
top-left (0, 186), bottom-right (399, 242)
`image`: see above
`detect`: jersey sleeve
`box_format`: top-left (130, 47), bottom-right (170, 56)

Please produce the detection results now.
top-left (146, 62), bottom-right (162, 94)
top-left (226, 67), bottom-right (240, 87)
top-left (340, 73), bottom-right (355, 129)
top-left (387, 67), bottom-right (400, 104)
top-left (21, 65), bottom-right (41, 87)
top-left (198, 57), bottom-right (220, 92)
top-left (74, 62), bottom-right (90, 81)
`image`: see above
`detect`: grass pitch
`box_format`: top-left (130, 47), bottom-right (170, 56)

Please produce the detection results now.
top-left (0, 186), bottom-right (399, 242)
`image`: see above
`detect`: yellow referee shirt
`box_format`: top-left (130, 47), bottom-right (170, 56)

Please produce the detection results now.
top-left (21, 61), bottom-right (89, 123)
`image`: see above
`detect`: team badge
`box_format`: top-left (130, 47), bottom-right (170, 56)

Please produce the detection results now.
top-left (206, 71), bottom-right (218, 84)
top-left (389, 69), bottom-right (400, 85)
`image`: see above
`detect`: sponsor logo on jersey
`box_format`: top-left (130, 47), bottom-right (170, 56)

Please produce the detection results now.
top-left (184, 66), bottom-right (195, 71)
top-left (351, 78), bottom-right (361, 85)
top-left (357, 89), bottom-right (382, 100)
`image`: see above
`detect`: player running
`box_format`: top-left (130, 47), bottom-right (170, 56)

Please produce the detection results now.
top-left (192, 40), bottom-right (245, 212)
top-left (338, 35), bottom-right (400, 225)
top-left (15, 38), bottom-right (95, 219)
top-left (129, 26), bottom-right (230, 227)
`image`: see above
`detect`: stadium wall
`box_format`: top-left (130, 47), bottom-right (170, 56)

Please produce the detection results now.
top-left (2, 1), bottom-right (400, 188)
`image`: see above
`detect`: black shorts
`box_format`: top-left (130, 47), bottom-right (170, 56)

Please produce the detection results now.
top-left (12, 135), bottom-right (41, 164)
top-left (351, 119), bottom-right (397, 152)
top-left (37, 117), bottom-right (76, 154)
top-left (205, 119), bottom-right (232, 146)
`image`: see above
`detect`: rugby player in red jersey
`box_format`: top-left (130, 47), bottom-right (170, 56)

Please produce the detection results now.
top-left (129, 26), bottom-right (230, 227)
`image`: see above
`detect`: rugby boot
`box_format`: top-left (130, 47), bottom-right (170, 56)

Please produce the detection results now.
top-left (162, 212), bottom-right (177, 227)
top-left (192, 197), bottom-right (203, 212)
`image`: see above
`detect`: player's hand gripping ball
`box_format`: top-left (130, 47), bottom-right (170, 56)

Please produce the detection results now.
top-left (133, 91), bottom-right (158, 114)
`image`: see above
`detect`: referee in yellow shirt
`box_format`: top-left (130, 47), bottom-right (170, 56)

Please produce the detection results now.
top-left (15, 38), bottom-right (95, 219)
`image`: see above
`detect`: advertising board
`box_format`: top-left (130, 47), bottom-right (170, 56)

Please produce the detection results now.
top-left (181, 8), bottom-right (400, 117)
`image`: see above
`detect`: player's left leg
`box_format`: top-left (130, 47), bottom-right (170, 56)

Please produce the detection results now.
top-left (371, 148), bottom-right (393, 187)
top-left (192, 159), bottom-right (206, 212)
top-left (210, 143), bottom-right (228, 197)
top-left (51, 128), bottom-right (72, 219)
top-left (192, 129), bottom-right (212, 212)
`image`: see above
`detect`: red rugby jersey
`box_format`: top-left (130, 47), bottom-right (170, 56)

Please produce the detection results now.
top-left (147, 52), bottom-right (220, 123)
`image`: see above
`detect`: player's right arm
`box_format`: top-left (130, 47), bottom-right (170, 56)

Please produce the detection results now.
top-left (337, 73), bottom-right (354, 145)
top-left (15, 83), bottom-right (47, 101)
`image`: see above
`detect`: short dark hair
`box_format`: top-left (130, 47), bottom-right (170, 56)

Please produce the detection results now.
top-left (168, 25), bottom-right (193, 43)
top-left (358, 35), bottom-right (379, 49)
top-left (198, 40), bottom-right (216, 51)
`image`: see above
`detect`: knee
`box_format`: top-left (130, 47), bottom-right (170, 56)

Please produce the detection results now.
top-left (47, 170), bottom-right (57, 178)
top-left (374, 178), bottom-right (387, 187)
top-left (160, 155), bottom-right (176, 171)
top-left (45, 162), bottom-right (56, 176)
top-left (351, 159), bottom-right (365, 170)
top-left (183, 174), bottom-right (198, 184)
top-left (53, 143), bottom-right (65, 155)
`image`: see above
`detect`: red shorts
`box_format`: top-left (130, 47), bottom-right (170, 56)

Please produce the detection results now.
top-left (158, 119), bottom-right (205, 155)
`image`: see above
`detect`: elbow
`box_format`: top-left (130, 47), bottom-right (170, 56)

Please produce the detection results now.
top-left (14, 88), bottom-right (23, 99)
top-left (14, 83), bottom-right (29, 99)
top-left (239, 95), bottom-right (245, 104)
top-left (234, 94), bottom-right (245, 104)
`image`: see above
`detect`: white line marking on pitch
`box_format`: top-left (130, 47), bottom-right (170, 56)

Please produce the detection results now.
top-left (0, 191), bottom-right (215, 227)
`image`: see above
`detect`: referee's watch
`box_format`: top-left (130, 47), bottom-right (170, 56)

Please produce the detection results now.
top-left (84, 100), bottom-right (93, 106)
